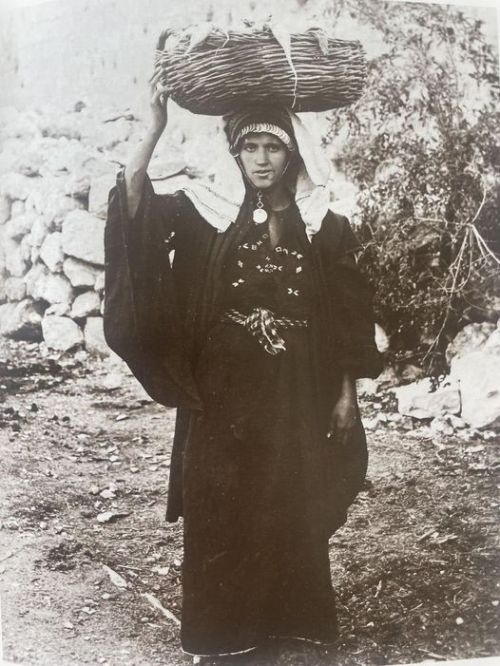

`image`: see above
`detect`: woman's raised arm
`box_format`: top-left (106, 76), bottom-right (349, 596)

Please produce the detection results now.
top-left (124, 70), bottom-right (169, 219)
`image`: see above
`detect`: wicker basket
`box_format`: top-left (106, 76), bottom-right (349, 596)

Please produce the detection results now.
top-left (154, 26), bottom-right (367, 115)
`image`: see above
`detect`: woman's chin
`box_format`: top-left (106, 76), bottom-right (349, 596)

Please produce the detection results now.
top-left (249, 178), bottom-right (277, 190)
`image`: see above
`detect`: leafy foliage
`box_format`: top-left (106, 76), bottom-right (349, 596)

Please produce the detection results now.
top-left (318, 0), bottom-right (500, 372)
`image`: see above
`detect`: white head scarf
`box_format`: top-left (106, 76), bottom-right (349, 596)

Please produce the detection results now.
top-left (177, 109), bottom-right (332, 241)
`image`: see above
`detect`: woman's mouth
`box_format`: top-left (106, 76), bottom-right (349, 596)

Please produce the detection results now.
top-left (254, 170), bottom-right (272, 177)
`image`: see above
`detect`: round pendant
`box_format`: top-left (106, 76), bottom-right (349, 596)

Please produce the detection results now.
top-left (253, 208), bottom-right (268, 224)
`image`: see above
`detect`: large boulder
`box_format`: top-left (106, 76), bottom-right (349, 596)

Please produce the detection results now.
top-left (38, 274), bottom-right (74, 307)
top-left (450, 348), bottom-right (500, 429)
top-left (70, 155), bottom-right (117, 180)
top-left (4, 277), bottom-right (27, 302)
top-left (24, 176), bottom-right (82, 222)
top-left (39, 232), bottom-right (64, 272)
top-left (42, 315), bottom-right (84, 351)
top-left (65, 172), bottom-right (91, 199)
top-left (45, 303), bottom-right (71, 317)
top-left (63, 257), bottom-right (102, 288)
top-left (64, 154), bottom-right (115, 199)
top-left (94, 271), bottom-right (105, 293)
top-left (484, 322), bottom-right (500, 352)
top-left (61, 210), bottom-right (105, 266)
top-left (446, 322), bottom-right (497, 365)
top-left (394, 378), bottom-right (461, 420)
top-left (0, 172), bottom-right (33, 201)
top-left (0, 299), bottom-right (43, 340)
top-left (45, 194), bottom-right (83, 232)
top-left (24, 263), bottom-right (49, 300)
top-left (11, 148), bottom-right (44, 178)
top-left (84, 117), bottom-right (133, 151)
top-left (4, 212), bottom-right (37, 240)
top-left (88, 172), bottom-right (115, 220)
top-left (70, 291), bottom-right (101, 319)
top-left (84, 316), bottom-right (110, 356)
top-left (3, 237), bottom-right (28, 277)
top-left (37, 137), bottom-right (90, 177)
top-left (26, 215), bottom-right (49, 249)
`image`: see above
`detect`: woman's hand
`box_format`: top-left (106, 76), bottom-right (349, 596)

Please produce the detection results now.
top-left (327, 372), bottom-right (359, 449)
top-left (148, 68), bottom-right (169, 136)
top-left (123, 70), bottom-right (169, 218)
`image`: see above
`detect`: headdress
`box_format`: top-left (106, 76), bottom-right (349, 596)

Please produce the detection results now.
top-left (176, 107), bottom-right (332, 241)
top-left (224, 106), bottom-right (296, 155)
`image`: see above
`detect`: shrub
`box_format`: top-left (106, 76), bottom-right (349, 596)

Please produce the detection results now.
top-left (319, 0), bottom-right (500, 373)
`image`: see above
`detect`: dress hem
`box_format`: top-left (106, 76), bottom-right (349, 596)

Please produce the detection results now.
top-left (184, 632), bottom-right (339, 659)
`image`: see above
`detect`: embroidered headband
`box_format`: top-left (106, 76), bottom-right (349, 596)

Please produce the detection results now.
top-left (223, 106), bottom-right (297, 156)
top-left (232, 123), bottom-right (296, 155)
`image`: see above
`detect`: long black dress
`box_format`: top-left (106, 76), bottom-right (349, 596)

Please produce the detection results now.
top-left (104, 171), bottom-right (383, 657)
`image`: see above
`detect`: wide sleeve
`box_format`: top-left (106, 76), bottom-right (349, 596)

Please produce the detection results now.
top-left (322, 215), bottom-right (384, 380)
top-left (103, 168), bottom-right (202, 410)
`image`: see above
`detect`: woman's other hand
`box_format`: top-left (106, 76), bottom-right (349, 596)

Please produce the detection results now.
top-left (148, 68), bottom-right (169, 136)
top-left (327, 372), bottom-right (358, 449)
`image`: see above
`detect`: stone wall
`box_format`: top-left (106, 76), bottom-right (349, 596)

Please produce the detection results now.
top-left (0, 105), bottom-right (146, 354)
top-left (0, 101), bottom-right (277, 355)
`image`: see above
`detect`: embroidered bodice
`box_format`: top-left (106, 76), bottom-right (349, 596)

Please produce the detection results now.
top-left (222, 217), bottom-right (312, 319)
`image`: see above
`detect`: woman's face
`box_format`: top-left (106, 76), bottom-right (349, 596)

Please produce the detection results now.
top-left (238, 132), bottom-right (289, 190)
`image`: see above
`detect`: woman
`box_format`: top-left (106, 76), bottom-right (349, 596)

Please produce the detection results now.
top-left (104, 73), bottom-right (383, 663)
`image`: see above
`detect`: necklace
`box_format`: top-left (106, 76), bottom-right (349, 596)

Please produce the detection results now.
top-left (252, 190), bottom-right (291, 223)
top-left (252, 190), bottom-right (268, 224)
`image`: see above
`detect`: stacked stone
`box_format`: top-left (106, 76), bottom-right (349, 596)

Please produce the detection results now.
top-left (0, 106), bottom-right (139, 354)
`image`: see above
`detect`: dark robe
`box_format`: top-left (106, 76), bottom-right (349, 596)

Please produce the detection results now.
top-left (104, 169), bottom-right (383, 655)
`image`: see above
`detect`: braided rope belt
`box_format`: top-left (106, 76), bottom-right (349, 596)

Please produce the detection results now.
top-left (222, 307), bottom-right (308, 356)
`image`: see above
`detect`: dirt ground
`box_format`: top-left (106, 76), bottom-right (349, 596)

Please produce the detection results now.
top-left (0, 338), bottom-right (499, 666)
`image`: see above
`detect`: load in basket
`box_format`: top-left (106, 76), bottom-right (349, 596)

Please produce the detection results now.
top-left (153, 22), bottom-right (367, 115)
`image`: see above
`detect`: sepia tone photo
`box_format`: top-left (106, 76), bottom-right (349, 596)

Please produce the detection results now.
top-left (0, 1), bottom-right (499, 665)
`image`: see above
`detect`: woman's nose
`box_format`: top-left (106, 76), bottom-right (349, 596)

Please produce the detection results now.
top-left (255, 148), bottom-right (270, 164)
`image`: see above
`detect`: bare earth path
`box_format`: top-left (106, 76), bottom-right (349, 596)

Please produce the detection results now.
top-left (0, 339), bottom-right (499, 666)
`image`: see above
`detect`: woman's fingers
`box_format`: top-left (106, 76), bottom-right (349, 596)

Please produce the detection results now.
top-left (327, 417), bottom-right (357, 448)
top-left (326, 416), bottom-right (337, 444)
top-left (151, 84), bottom-right (169, 106)
top-left (148, 71), bottom-right (159, 85)
top-left (149, 67), bottom-right (163, 84)
top-left (153, 83), bottom-right (169, 97)
top-left (149, 71), bottom-right (167, 97)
